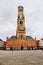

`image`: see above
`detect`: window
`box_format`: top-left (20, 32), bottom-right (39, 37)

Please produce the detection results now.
top-left (20, 21), bottom-right (23, 25)
top-left (21, 35), bottom-right (23, 39)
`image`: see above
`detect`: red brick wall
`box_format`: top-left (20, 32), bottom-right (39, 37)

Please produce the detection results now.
top-left (6, 39), bottom-right (37, 49)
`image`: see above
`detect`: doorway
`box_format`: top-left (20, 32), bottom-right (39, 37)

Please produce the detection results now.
top-left (10, 47), bottom-right (13, 50)
top-left (21, 43), bottom-right (24, 50)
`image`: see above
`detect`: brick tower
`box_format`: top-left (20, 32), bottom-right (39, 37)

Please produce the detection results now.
top-left (16, 6), bottom-right (26, 39)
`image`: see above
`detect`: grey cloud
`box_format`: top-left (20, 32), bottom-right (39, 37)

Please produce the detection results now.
top-left (0, 0), bottom-right (43, 40)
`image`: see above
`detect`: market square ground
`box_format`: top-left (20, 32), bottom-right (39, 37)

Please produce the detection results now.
top-left (0, 50), bottom-right (43, 65)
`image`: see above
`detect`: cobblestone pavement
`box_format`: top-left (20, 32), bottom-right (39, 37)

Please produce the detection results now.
top-left (0, 50), bottom-right (43, 65)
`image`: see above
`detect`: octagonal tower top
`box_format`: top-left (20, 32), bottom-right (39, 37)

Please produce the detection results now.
top-left (18, 6), bottom-right (24, 12)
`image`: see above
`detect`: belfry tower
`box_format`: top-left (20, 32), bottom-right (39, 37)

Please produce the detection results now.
top-left (16, 6), bottom-right (26, 39)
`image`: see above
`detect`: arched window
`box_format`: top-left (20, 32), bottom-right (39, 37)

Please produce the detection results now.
top-left (21, 35), bottom-right (23, 39)
top-left (20, 21), bottom-right (23, 25)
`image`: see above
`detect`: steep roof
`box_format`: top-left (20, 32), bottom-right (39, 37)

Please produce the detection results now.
top-left (10, 36), bottom-right (33, 40)
top-left (26, 36), bottom-right (33, 40)
top-left (10, 36), bottom-right (17, 39)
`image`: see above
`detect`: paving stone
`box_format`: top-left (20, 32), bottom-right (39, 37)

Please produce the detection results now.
top-left (0, 50), bottom-right (43, 65)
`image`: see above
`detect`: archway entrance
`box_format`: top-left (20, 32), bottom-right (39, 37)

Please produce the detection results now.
top-left (21, 43), bottom-right (24, 50)
top-left (10, 47), bottom-right (13, 50)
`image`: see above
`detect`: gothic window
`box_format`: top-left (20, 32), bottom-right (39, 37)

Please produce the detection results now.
top-left (20, 21), bottom-right (23, 25)
top-left (19, 9), bottom-right (23, 12)
top-left (21, 35), bottom-right (23, 39)
top-left (18, 16), bottom-right (19, 19)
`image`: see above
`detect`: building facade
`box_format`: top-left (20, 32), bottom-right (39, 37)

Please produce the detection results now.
top-left (0, 39), bottom-right (6, 50)
top-left (39, 38), bottom-right (43, 49)
top-left (6, 6), bottom-right (37, 50)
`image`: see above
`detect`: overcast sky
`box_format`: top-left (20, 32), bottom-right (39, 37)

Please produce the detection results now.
top-left (0, 0), bottom-right (43, 41)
